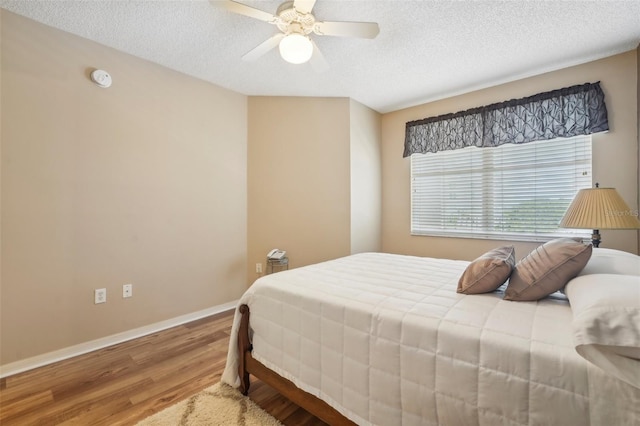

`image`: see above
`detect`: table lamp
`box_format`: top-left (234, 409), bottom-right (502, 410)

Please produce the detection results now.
top-left (559, 183), bottom-right (640, 247)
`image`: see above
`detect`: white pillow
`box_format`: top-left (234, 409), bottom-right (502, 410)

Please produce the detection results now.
top-left (577, 248), bottom-right (640, 276)
top-left (565, 273), bottom-right (640, 389)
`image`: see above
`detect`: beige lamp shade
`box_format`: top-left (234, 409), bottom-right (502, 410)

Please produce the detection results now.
top-left (560, 187), bottom-right (640, 230)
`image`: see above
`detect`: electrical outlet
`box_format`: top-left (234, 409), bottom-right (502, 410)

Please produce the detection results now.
top-left (256, 263), bottom-right (262, 273)
top-left (123, 284), bottom-right (133, 298)
top-left (95, 288), bottom-right (107, 304)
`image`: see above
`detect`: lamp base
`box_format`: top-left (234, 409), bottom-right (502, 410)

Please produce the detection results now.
top-left (591, 229), bottom-right (601, 248)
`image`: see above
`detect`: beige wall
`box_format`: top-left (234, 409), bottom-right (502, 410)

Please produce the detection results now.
top-left (247, 97), bottom-right (351, 281)
top-left (350, 99), bottom-right (382, 254)
top-left (1, 8), bottom-right (637, 369)
top-left (247, 97), bottom-right (382, 284)
top-left (382, 50), bottom-right (639, 260)
top-left (1, 11), bottom-right (248, 365)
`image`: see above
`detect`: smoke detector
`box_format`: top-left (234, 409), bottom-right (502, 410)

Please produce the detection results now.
top-left (90, 69), bottom-right (112, 88)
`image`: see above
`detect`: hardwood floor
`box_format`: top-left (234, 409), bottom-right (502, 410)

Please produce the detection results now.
top-left (0, 309), bottom-right (327, 425)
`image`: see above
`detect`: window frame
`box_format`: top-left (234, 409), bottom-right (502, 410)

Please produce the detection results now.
top-left (410, 135), bottom-right (592, 242)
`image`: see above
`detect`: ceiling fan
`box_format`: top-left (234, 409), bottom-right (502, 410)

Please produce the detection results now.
top-left (216, 0), bottom-right (380, 70)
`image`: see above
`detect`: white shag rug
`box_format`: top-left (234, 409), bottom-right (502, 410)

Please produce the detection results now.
top-left (136, 382), bottom-right (283, 426)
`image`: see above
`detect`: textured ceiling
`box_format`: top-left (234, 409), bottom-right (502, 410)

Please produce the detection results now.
top-left (2, 0), bottom-right (640, 113)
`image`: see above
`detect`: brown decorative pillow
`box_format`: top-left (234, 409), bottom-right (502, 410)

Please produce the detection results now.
top-left (457, 246), bottom-right (516, 294)
top-left (505, 238), bottom-right (592, 301)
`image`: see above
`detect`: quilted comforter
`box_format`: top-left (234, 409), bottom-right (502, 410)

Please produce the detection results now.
top-left (222, 252), bottom-right (640, 425)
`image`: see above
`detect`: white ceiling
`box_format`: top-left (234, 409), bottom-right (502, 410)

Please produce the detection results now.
top-left (2, 0), bottom-right (639, 113)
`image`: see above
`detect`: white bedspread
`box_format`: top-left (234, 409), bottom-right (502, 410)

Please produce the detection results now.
top-left (222, 252), bottom-right (640, 425)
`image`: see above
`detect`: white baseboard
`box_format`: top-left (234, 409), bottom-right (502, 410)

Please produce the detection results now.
top-left (0, 300), bottom-right (239, 379)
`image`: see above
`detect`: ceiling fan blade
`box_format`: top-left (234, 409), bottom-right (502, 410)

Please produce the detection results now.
top-left (293, 0), bottom-right (317, 14)
top-left (310, 40), bottom-right (329, 72)
top-left (218, 0), bottom-right (277, 23)
top-left (315, 21), bottom-right (380, 39)
top-left (242, 33), bottom-right (285, 62)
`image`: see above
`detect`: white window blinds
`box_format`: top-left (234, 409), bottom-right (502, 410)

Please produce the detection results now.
top-left (410, 135), bottom-right (592, 241)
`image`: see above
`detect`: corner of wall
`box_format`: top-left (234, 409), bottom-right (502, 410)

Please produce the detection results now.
top-left (349, 99), bottom-right (383, 254)
top-left (636, 44), bottom-right (639, 253)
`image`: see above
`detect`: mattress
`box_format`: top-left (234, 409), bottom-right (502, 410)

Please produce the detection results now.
top-left (222, 252), bottom-right (640, 425)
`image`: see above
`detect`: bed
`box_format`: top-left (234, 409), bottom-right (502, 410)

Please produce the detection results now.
top-left (221, 248), bottom-right (640, 425)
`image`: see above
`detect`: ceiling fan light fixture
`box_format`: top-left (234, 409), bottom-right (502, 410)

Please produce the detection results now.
top-left (278, 32), bottom-right (313, 64)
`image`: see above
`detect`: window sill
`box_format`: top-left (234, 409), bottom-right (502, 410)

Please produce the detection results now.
top-left (410, 230), bottom-right (590, 243)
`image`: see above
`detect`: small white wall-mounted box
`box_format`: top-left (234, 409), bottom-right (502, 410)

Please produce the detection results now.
top-left (95, 288), bottom-right (107, 304)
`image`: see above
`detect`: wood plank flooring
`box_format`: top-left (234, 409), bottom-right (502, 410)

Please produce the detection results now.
top-left (0, 309), bottom-right (327, 425)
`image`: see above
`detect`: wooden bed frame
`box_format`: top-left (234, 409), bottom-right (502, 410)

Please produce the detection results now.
top-left (237, 304), bottom-right (357, 426)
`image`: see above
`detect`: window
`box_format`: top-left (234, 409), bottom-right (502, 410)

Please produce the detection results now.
top-left (410, 135), bottom-right (592, 241)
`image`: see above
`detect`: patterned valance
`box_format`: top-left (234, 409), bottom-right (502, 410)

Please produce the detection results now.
top-left (403, 82), bottom-right (609, 157)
